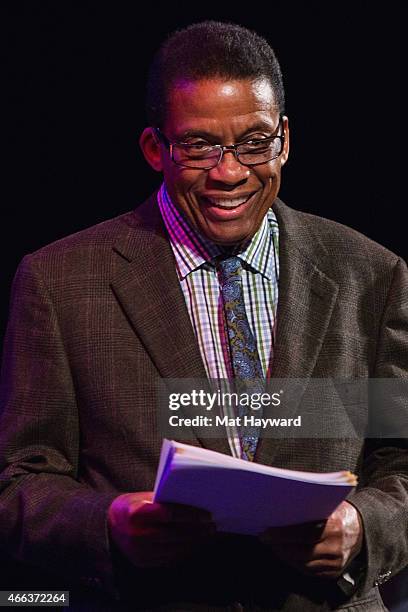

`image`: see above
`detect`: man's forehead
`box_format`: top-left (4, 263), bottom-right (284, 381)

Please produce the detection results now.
top-left (170, 76), bottom-right (273, 94)
top-left (168, 76), bottom-right (275, 104)
top-left (164, 77), bottom-right (278, 136)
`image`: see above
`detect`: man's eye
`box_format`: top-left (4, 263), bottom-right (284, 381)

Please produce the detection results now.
top-left (245, 137), bottom-right (270, 146)
top-left (240, 138), bottom-right (272, 151)
top-left (186, 142), bottom-right (212, 150)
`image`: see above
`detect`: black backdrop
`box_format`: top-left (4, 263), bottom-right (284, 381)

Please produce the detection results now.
top-left (3, 1), bottom-right (407, 346)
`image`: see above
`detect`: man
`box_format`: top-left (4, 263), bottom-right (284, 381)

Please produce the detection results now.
top-left (0, 20), bottom-right (407, 611)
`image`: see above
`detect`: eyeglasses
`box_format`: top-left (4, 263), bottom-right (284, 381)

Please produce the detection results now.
top-left (154, 117), bottom-right (285, 169)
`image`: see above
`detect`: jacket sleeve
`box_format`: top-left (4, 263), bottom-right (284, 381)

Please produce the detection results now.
top-left (0, 255), bottom-right (118, 594)
top-left (347, 257), bottom-right (408, 592)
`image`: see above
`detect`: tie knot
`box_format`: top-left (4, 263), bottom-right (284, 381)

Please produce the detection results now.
top-left (216, 256), bottom-right (242, 286)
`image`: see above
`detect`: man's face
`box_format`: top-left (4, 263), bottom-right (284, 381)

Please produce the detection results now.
top-left (149, 77), bottom-right (289, 246)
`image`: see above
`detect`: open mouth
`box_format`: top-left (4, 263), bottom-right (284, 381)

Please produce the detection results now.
top-left (200, 193), bottom-right (255, 209)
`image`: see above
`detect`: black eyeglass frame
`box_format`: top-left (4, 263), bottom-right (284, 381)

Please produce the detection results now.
top-left (153, 116), bottom-right (285, 169)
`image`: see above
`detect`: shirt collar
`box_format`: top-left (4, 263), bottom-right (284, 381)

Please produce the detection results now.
top-left (157, 183), bottom-right (278, 281)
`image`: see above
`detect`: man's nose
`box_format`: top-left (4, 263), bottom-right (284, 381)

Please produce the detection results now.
top-left (207, 149), bottom-right (250, 184)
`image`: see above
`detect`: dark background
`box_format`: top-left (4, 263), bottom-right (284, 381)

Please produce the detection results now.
top-left (3, 1), bottom-right (407, 346)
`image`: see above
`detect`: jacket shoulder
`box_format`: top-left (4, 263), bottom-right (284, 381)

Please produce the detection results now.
top-left (21, 190), bottom-right (161, 268)
top-left (27, 210), bottom-right (138, 258)
top-left (14, 194), bottom-right (162, 288)
top-left (274, 198), bottom-right (402, 270)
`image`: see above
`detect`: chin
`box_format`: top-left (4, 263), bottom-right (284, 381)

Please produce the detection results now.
top-left (210, 234), bottom-right (250, 247)
top-left (202, 224), bottom-right (254, 246)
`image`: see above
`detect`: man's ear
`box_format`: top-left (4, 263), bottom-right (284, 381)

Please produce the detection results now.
top-left (139, 127), bottom-right (163, 171)
top-left (280, 116), bottom-right (290, 166)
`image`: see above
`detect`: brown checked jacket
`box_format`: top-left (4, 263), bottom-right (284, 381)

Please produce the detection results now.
top-left (0, 194), bottom-right (407, 611)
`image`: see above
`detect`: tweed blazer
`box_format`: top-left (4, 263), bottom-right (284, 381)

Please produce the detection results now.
top-left (0, 193), bottom-right (407, 611)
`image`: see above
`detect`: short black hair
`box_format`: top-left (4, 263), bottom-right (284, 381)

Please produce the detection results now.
top-left (146, 20), bottom-right (285, 128)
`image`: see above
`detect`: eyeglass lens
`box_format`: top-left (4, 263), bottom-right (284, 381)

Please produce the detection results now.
top-left (172, 138), bottom-right (283, 168)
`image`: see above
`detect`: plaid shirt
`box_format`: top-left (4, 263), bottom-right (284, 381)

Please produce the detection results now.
top-left (157, 183), bottom-right (279, 456)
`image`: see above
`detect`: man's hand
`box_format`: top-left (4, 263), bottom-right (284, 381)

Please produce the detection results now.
top-left (259, 501), bottom-right (363, 578)
top-left (108, 492), bottom-right (216, 568)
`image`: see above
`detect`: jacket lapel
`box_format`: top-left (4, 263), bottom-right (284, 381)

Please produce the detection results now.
top-left (110, 193), bottom-right (231, 455)
top-left (255, 199), bottom-right (339, 466)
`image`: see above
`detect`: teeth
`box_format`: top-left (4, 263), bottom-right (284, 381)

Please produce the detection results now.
top-left (205, 196), bottom-right (249, 208)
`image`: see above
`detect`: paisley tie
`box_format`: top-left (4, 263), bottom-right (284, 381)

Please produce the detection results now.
top-left (217, 256), bottom-right (264, 461)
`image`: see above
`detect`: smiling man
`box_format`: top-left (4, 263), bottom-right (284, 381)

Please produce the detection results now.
top-left (0, 20), bottom-right (407, 612)
top-left (140, 77), bottom-right (288, 246)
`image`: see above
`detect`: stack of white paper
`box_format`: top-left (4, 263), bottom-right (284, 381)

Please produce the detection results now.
top-left (153, 440), bottom-right (357, 535)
